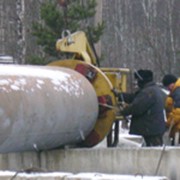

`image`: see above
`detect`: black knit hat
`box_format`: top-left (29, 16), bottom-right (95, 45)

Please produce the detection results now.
top-left (134, 69), bottom-right (153, 82)
top-left (162, 74), bottom-right (177, 87)
top-left (134, 69), bottom-right (153, 88)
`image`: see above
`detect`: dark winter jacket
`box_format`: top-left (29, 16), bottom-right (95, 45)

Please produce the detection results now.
top-left (121, 82), bottom-right (166, 136)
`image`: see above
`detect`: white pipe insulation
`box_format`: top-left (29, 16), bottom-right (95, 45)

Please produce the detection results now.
top-left (0, 65), bottom-right (98, 153)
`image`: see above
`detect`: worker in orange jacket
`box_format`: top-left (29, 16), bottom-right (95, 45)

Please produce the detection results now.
top-left (162, 74), bottom-right (180, 145)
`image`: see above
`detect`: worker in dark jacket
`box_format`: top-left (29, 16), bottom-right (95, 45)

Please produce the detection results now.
top-left (120, 69), bottom-right (166, 146)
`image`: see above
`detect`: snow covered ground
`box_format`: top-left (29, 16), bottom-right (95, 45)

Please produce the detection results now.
top-left (0, 171), bottom-right (168, 180)
top-left (95, 121), bottom-right (144, 148)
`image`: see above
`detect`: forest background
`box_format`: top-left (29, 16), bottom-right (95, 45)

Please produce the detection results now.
top-left (0, 0), bottom-right (179, 84)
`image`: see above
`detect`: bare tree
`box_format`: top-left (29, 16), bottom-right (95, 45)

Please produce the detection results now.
top-left (101, 0), bottom-right (180, 80)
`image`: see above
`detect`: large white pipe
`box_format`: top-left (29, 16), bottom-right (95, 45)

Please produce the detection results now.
top-left (0, 65), bottom-right (98, 153)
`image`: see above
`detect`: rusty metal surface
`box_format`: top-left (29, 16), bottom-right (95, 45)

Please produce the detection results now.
top-left (0, 65), bottom-right (98, 153)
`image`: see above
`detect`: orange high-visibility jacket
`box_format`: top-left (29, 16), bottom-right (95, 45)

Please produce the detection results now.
top-left (165, 79), bottom-right (180, 137)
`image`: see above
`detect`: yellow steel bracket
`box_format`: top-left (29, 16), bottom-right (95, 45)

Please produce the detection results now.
top-left (100, 68), bottom-right (130, 121)
top-left (51, 30), bottom-right (130, 147)
top-left (56, 30), bottom-right (97, 66)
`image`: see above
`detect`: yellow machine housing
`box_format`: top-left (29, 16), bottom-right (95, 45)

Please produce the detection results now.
top-left (48, 31), bottom-right (130, 147)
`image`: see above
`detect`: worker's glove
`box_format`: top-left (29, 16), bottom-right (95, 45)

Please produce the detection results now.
top-left (119, 102), bottom-right (129, 111)
top-left (116, 103), bottom-right (128, 116)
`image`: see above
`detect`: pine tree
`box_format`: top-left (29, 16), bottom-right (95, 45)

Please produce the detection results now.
top-left (28, 0), bottom-right (105, 65)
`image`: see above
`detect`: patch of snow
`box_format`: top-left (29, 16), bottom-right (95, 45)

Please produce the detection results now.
top-left (68, 173), bottom-right (167, 180)
top-left (0, 171), bottom-right (167, 180)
